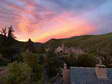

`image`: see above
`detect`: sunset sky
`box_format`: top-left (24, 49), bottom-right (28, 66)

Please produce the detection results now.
top-left (0, 0), bottom-right (112, 42)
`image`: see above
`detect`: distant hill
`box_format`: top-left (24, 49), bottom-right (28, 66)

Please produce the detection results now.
top-left (1, 32), bottom-right (112, 53)
top-left (45, 33), bottom-right (112, 53)
top-left (0, 32), bottom-right (112, 66)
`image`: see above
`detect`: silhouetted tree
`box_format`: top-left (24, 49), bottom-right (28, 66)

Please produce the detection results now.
top-left (0, 26), bottom-right (17, 62)
top-left (26, 38), bottom-right (35, 52)
top-left (0, 27), bottom-right (7, 36)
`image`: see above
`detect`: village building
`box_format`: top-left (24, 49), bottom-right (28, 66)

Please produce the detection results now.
top-left (55, 44), bottom-right (85, 55)
top-left (63, 64), bottom-right (112, 84)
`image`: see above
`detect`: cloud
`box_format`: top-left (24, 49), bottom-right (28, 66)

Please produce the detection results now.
top-left (81, 0), bottom-right (112, 34)
top-left (0, 0), bottom-right (112, 42)
top-left (41, 0), bottom-right (106, 13)
top-left (32, 12), bottom-right (96, 42)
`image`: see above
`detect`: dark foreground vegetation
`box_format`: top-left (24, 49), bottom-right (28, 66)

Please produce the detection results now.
top-left (0, 26), bottom-right (112, 84)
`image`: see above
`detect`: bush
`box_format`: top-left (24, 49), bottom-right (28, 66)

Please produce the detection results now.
top-left (46, 51), bottom-right (63, 78)
top-left (77, 53), bottom-right (97, 67)
top-left (1, 62), bottom-right (32, 84)
top-left (22, 51), bottom-right (43, 82)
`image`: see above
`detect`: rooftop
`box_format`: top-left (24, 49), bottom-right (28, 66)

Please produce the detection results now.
top-left (70, 67), bottom-right (112, 84)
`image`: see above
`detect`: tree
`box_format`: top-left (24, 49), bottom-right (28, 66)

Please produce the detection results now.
top-left (22, 50), bottom-right (43, 83)
top-left (98, 47), bottom-right (112, 67)
top-left (7, 26), bottom-right (15, 39)
top-left (77, 53), bottom-right (97, 67)
top-left (46, 51), bottom-right (63, 79)
top-left (0, 26), bottom-right (17, 62)
top-left (64, 54), bottom-right (77, 68)
top-left (0, 26), bottom-right (15, 39)
top-left (0, 27), bottom-right (7, 36)
top-left (1, 62), bottom-right (32, 84)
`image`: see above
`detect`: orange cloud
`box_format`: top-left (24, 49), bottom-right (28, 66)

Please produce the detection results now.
top-left (32, 12), bottom-right (96, 42)
top-left (12, 1), bottom-right (96, 43)
top-left (15, 2), bottom-right (55, 42)
top-left (15, 11), bottom-right (96, 42)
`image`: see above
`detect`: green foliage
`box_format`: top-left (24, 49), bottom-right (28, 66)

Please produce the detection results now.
top-left (98, 46), bottom-right (112, 67)
top-left (22, 51), bottom-right (43, 82)
top-left (46, 51), bottom-right (63, 78)
top-left (45, 33), bottom-right (112, 53)
top-left (77, 53), bottom-right (97, 67)
top-left (45, 39), bottom-right (62, 51)
top-left (64, 53), bottom-right (97, 67)
top-left (45, 33), bottom-right (112, 67)
top-left (1, 62), bottom-right (32, 84)
top-left (64, 54), bottom-right (77, 67)
top-left (22, 51), bottom-right (38, 67)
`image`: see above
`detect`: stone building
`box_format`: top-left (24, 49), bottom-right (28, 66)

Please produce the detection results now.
top-left (55, 44), bottom-right (85, 55)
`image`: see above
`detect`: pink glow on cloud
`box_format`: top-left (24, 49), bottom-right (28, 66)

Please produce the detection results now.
top-left (15, 11), bottom-right (96, 42)
top-left (31, 12), bottom-right (96, 42)
top-left (0, 0), bottom-right (98, 43)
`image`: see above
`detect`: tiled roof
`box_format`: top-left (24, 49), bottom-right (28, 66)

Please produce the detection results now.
top-left (70, 67), bottom-right (112, 84)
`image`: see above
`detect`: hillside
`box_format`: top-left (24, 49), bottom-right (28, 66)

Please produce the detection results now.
top-left (0, 32), bottom-right (112, 66)
top-left (45, 33), bottom-right (112, 53)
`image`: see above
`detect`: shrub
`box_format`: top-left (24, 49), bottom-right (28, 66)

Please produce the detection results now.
top-left (1, 62), bottom-right (32, 84)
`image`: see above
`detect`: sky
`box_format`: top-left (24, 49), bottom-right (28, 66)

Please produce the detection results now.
top-left (0, 0), bottom-right (112, 42)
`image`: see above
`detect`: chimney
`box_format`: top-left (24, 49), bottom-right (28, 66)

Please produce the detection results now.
top-left (95, 64), bottom-right (107, 79)
top-left (63, 63), bottom-right (70, 84)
